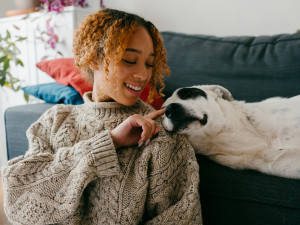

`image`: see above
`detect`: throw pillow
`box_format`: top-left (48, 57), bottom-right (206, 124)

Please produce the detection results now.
top-left (36, 58), bottom-right (92, 96)
top-left (139, 83), bottom-right (165, 110)
top-left (36, 58), bottom-right (164, 109)
top-left (22, 82), bottom-right (84, 105)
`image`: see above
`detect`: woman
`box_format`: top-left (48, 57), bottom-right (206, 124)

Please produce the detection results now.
top-left (1, 9), bottom-right (202, 224)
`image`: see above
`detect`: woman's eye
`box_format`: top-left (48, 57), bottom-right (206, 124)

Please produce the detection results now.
top-left (146, 63), bottom-right (154, 68)
top-left (122, 59), bottom-right (136, 65)
top-left (122, 59), bottom-right (153, 68)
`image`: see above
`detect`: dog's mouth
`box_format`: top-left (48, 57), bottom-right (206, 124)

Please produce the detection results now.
top-left (182, 114), bottom-right (208, 126)
top-left (164, 114), bottom-right (208, 132)
top-left (163, 103), bottom-right (208, 132)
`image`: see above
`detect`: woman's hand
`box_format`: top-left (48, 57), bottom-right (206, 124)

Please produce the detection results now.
top-left (110, 108), bottom-right (165, 148)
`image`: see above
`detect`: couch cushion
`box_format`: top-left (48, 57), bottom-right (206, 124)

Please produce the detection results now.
top-left (161, 32), bottom-right (300, 102)
top-left (4, 103), bottom-right (54, 160)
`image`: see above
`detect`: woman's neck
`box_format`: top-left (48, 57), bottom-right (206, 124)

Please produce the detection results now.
top-left (92, 88), bottom-right (114, 102)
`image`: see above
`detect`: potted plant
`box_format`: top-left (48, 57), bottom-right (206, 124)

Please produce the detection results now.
top-left (0, 29), bottom-right (28, 101)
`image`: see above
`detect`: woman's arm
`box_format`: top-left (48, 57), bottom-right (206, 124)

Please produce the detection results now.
top-left (144, 134), bottom-right (202, 225)
top-left (1, 105), bottom-right (120, 225)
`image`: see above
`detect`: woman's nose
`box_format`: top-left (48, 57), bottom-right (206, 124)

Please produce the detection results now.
top-left (133, 65), bottom-right (149, 80)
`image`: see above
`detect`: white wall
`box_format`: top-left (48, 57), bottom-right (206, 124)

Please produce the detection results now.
top-left (1, 0), bottom-right (300, 36)
top-left (105, 0), bottom-right (300, 36)
top-left (0, 0), bottom-right (15, 18)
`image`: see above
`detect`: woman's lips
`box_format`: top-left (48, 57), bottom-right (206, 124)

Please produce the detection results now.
top-left (124, 83), bottom-right (143, 96)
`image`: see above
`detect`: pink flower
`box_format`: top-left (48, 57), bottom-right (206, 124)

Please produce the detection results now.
top-left (44, 19), bottom-right (59, 49)
top-left (40, 0), bottom-right (87, 12)
top-left (38, 0), bottom-right (90, 52)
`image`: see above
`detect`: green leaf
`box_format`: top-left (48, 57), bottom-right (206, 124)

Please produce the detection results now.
top-left (0, 29), bottom-right (26, 93)
top-left (16, 59), bottom-right (24, 67)
top-left (3, 59), bottom-right (10, 72)
top-left (5, 30), bottom-right (11, 40)
top-left (15, 85), bottom-right (21, 92)
top-left (16, 37), bottom-right (27, 42)
top-left (0, 55), bottom-right (7, 63)
top-left (7, 41), bottom-right (15, 47)
top-left (24, 92), bottom-right (29, 102)
top-left (4, 82), bottom-right (12, 89)
top-left (0, 76), bottom-right (5, 86)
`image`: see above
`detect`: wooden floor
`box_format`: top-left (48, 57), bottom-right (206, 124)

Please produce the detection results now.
top-left (0, 174), bottom-right (12, 225)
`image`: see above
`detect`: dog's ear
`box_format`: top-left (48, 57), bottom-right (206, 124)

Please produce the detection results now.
top-left (210, 85), bottom-right (233, 101)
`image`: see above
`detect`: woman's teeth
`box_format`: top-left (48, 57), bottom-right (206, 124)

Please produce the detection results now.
top-left (125, 83), bottom-right (142, 91)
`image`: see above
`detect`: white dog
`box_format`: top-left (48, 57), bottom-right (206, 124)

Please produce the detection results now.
top-left (162, 85), bottom-right (300, 179)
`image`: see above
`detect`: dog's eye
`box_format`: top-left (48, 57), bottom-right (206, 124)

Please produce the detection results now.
top-left (200, 114), bottom-right (208, 126)
top-left (180, 90), bottom-right (191, 99)
top-left (177, 88), bottom-right (207, 100)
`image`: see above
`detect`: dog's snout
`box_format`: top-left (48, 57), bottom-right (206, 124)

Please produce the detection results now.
top-left (165, 103), bottom-right (183, 119)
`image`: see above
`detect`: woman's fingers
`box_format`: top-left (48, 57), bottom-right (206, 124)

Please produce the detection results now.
top-left (139, 119), bottom-right (155, 146)
top-left (131, 115), bottom-right (159, 147)
top-left (144, 118), bottom-right (156, 145)
top-left (145, 108), bottom-right (165, 120)
top-left (112, 109), bottom-right (164, 148)
top-left (141, 109), bottom-right (165, 145)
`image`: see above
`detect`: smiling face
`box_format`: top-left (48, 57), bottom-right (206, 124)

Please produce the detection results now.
top-left (91, 27), bottom-right (155, 106)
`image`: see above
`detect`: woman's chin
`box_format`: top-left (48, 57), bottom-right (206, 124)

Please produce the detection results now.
top-left (121, 99), bottom-right (139, 106)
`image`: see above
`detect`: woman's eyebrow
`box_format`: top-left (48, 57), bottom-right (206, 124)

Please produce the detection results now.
top-left (125, 48), bottom-right (155, 57)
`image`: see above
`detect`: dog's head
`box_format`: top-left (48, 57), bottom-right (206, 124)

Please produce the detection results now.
top-left (162, 85), bottom-right (233, 138)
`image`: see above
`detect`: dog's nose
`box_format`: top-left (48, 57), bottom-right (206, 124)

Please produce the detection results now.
top-left (165, 103), bottom-right (182, 119)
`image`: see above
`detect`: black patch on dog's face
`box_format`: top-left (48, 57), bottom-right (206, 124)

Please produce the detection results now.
top-left (177, 88), bottom-right (207, 100)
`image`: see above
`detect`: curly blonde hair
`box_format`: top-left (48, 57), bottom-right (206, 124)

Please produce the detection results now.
top-left (73, 8), bottom-right (170, 102)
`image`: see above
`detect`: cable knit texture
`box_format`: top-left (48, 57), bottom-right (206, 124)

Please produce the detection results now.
top-left (1, 92), bottom-right (202, 225)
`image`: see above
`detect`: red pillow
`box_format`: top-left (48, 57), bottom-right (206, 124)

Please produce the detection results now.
top-left (36, 58), bottom-right (164, 110)
top-left (36, 58), bottom-right (92, 96)
top-left (139, 83), bottom-right (165, 110)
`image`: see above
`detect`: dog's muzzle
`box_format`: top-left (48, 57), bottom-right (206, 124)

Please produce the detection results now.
top-left (164, 103), bottom-right (208, 132)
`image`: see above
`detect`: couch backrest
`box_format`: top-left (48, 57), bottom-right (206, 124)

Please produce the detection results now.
top-left (161, 31), bottom-right (300, 102)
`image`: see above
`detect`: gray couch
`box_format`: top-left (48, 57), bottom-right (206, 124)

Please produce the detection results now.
top-left (5, 31), bottom-right (300, 225)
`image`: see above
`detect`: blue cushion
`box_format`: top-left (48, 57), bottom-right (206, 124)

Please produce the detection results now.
top-left (22, 82), bottom-right (84, 105)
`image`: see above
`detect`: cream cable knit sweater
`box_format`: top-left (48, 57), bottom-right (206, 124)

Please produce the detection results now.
top-left (1, 92), bottom-right (202, 225)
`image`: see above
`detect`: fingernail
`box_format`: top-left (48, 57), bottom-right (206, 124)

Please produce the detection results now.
top-left (138, 142), bottom-right (144, 147)
top-left (141, 135), bottom-right (146, 141)
top-left (145, 139), bottom-right (150, 146)
top-left (154, 127), bottom-right (160, 135)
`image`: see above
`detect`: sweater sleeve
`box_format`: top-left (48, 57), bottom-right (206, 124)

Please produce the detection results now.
top-left (1, 105), bottom-right (120, 225)
top-left (144, 133), bottom-right (203, 225)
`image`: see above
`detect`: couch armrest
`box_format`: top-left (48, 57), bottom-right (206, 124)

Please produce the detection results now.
top-left (4, 103), bottom-right (54, 160)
